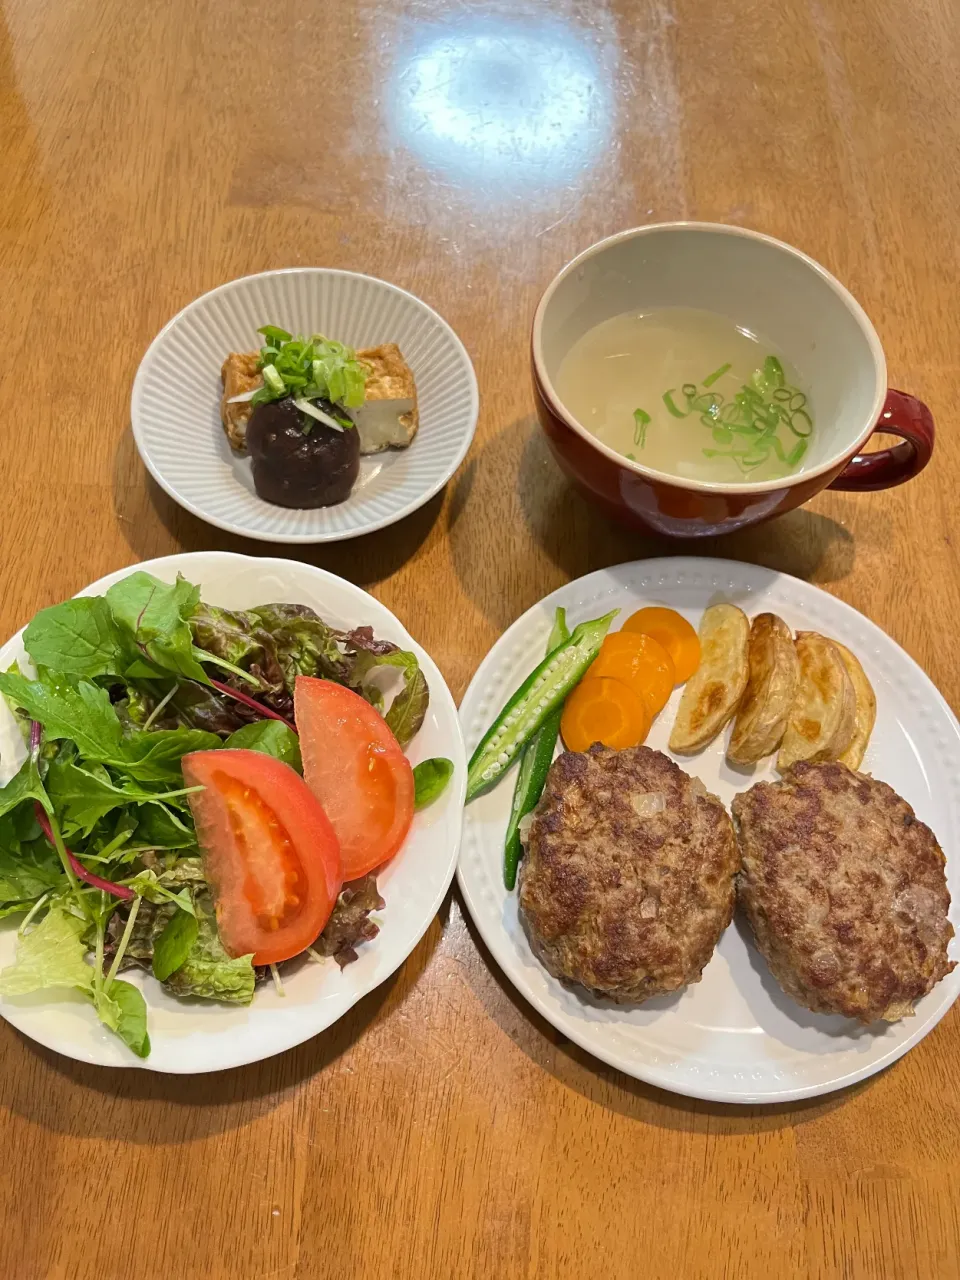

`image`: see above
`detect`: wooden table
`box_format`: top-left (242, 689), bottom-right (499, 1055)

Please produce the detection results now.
top-left (2, 0), bottom-right (959, 1275)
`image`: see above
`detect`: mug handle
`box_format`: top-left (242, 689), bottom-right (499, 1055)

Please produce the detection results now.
top-left (828, 388), bottom-right (934, 492)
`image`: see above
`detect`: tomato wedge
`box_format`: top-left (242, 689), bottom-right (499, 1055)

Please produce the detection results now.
top-left (295, 677), bottom-right (414, 879)
top-left (183, 749), bottom-right (342, 966)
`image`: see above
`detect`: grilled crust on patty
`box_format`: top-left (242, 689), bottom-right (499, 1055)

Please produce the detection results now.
top-left (733, 761), bottom-right (956, 1023)
top-left (518, 745), bottom-right (739, 1003)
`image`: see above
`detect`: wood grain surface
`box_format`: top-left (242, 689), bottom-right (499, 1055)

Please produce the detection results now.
top-left (2, 0), bottom-right (960, 1275)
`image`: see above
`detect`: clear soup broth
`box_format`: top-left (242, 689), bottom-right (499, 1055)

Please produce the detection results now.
top-left (554, 307), bottom-right (814, 484)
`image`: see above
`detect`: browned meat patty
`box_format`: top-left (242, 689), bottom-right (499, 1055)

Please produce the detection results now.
top-left (733, 761), bottom-right (956, 1023)
top-left (518, 745), bottom-right (739, 1002)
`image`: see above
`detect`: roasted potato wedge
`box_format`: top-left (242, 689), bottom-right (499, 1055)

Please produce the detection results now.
top-left (834, 642), bottom-right (877, 770)
top-left (727, 613), bottom-right (799, 765)
top-left (777, 632), bottom-right (856, 770)
top-left (669, 604), bottom-right (749, 753)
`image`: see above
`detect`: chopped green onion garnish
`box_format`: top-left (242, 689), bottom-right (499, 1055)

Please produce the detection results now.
top-left (702, 362), bottom-right (731, 388)
top-left (633, 407), bottom-right (651, 448)
top-left (258, 325), bottom-right (292, 344)
top-left (632, 353), bottom-right (811, 479)
top-left (250, 328), bottom-right (369, 410)
top-left (787, 438), bottom-right (808, 466)
top-left (662, 390), bottom-right (688, 418)
top-left (262, 364), bottom-right (285, 395)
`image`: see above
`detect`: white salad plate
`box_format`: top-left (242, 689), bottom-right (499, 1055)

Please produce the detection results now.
top-left (131, 269), bottom-right (479, 543)
top-left (0, 551), bottom-right (466, 1072)
top-left (457, 556), bottom-right (960, 1104)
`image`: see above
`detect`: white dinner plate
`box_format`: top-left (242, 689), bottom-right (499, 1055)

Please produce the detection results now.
top-left (457, 557), bottom-right (960, 1104)
top-left (131, 269), bottom-right (479, 542)
top-left (0, 552), bottom-right (466, 1072)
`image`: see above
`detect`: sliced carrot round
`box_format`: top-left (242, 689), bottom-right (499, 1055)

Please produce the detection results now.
top-left (622, 607), bottom-right (701, 684)
top-left (561, 676), bottom-right (651, 753)
top-left (588, 632), bottom-right (675, 718)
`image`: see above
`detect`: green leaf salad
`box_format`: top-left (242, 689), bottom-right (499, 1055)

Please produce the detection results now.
top-left (0, 573), bottom-right (430, 1056)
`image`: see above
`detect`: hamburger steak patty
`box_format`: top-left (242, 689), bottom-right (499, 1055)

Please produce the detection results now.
top-left (733, 761), bottom-right (956, 1022)
top-left (518, 745), bottom-right (739, 1002)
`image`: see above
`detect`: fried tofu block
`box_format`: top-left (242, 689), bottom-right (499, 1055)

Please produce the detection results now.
top-left (220, 352), bottom-right (262, 454)
top-left (354, 343), bottom-right (419, 454)
top-left (219, 342), bottom-right (419, 457)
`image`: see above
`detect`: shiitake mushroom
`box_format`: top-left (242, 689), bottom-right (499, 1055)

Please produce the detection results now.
top-left (246, 397), bottom-right (359, 508)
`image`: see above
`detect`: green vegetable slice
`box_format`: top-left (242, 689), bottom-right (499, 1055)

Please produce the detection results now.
top-left (632, 408), bottom-right (651, 448)
top-left (105, 572), bottom-right (209, 683)
top-left (93, 979), bottom-right (150, 1058)
top-left (701, 362), bottom-right (731, 388)
top-left (0, 756), bottom-right (54, 819)
top-left (162, 892), bottom-right (255, 1004)
top-left (0, 905), bottom-right (93, 996)
top-left (24, 597), bottom-right (129, 678)
top-left (662, 389), bottom-right (689, 418)
top-left (250, 329), bottom-right (369, 409)
top-left (412, 758), bottom-right (454, 810)
top-left (152, 908), bottom-right (200, 982)
top-left (224, 720), bottom-right (302, 771)
top-left (503, 607), bottom-right (570, 891)
top-left (0, 669), bottom-right (124, 761)
top-left (466, 610), bottom-right (617, 802)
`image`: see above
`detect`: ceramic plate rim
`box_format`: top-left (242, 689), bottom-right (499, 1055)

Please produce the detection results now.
top-left (130, 268), bottom-right (480, 544)
top-left (456, 556), bottom-right (960, 1104)
top-left (0, 551), bottom-right (466, 1073)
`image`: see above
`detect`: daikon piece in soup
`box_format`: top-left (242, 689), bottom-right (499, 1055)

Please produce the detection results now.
top-left (554, 307), bottom-right (814, 484)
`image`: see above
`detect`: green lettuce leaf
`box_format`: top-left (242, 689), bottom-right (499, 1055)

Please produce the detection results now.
top-left (44, 755), bottom-right (122, 835)
top-left (151, 908), bottom-right (199, 981)
top-left (115, 680), bottom-right (252, 737)
top-left (190, 603), bottom-right (267, 671)
top-left (0, 839), bottom-right (64, 906)
top-left (0, 669), bottom-right (123, 762)
top-left (23, 597), bottom-right (128, 678)
top-left (247, 603), bottom-right (348, 686)
top-left (115, 727), bottom-right (221, 783)
top-left (165, 683), bottom-right (252, 734)
top-left (94, 979), bottom-right (150, 1058)
top-left (163, 891), bottom-right (254, 1004)
top-left (0, 670), bottom-right (221, 793)
top-left (0, 755), bottom-right (53, 818)
top-left (0, 806), bottom-right (66, 908)
top-left (189, 600), bottom-right (430, 746)
top-left (125, 869), bottom-right (195, 914)
top-left (224, 720), bottom-right (302, 771)
top-left (0, 902), bottom-right (43, 920)
top-left (133, 802), bottom-right (198, 850)
top-left (44, 750), bottom-right (199, 837)
top-left (1, 901), bottom-right (151, 1056)
top-left (0, 906), bottom-right (93, 995)
top-left (153, 857), bottom-right (206, 887)
top-left (351, 649), bottom-right (430, 747)
top-left (105, 572), bottom-right (209, 684)
top-left (113, 875), bottom-right (254, 1004)
top-left (412, 757), bottom-right (454, 809)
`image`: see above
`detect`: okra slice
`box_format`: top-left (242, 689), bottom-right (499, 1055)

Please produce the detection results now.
top-left (503, 607), bottom-right (571, 890)
top-left (466, 609), bottom-right (617, 802)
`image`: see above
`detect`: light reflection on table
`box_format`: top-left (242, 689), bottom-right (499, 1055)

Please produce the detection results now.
top-left (389, 14), bottom-right (616, 197)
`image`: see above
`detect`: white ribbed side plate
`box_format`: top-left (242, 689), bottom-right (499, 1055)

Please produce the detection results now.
top-left (458, 557), bottom-right (960, 1103)
top-left (0, 553), bottom-right (466, 1073)
top-left (132, 270), bottom-right (478, 542)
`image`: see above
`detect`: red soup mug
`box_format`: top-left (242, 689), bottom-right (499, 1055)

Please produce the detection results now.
top-left (531, 224), bottom-right (934, 538)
